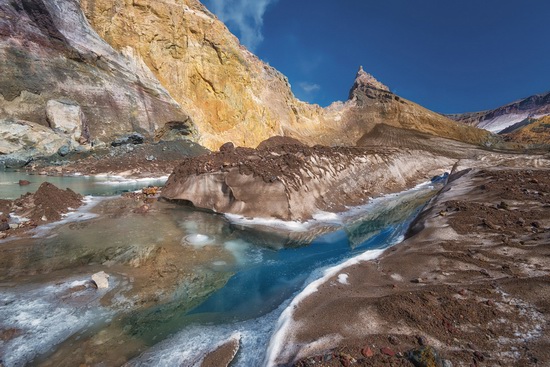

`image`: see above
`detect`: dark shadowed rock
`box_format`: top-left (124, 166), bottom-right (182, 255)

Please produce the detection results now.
top-left (111, 133), bottom-right (145, 147)
top-left (406, 346), bottom-right (443, 367)
top-left (219, 142), bottom-right (235, 153)
top-left (256, 135), bottom-right (306, 150)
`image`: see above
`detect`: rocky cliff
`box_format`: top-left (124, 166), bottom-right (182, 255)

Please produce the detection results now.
top-left (1, 0), bottom-right (495, 163)
top-left (79, 0), bottom-right (323, 150)
top-left (79, 0), bottom-right (492, 150)
top-left (448, 91), bottom-right (550, 133)
top-left (0, 0), bottom-right (195, 165)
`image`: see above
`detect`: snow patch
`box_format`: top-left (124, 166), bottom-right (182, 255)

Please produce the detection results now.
top-left (337, 273), bottom-right (349, 285)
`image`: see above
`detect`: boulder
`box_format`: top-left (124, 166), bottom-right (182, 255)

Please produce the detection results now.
top-left (46, 100), bottom-right (83, 141)
top-left (91, 271), bottom-right (110, 289)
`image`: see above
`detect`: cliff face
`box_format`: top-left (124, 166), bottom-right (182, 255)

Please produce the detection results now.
top-left (79, 0), bottom-right (491, 150)
top-left (448, 92), bottom-right (550, 133)
top-left (79, 0), bottom-right (323, 150)
top-left (0, 0), bottom-right (194, 153)
top-left (1, 0), bottom-right (493, 157)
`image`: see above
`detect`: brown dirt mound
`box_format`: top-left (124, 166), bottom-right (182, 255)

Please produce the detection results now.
top-left (169, 144), bottom-right (387, 186)
top-left (30, 182), bottom-right (83, 222)
top-left (256, 135), bottom-right (307, 150)
top-left (1, 182), bottom-right (83, 236)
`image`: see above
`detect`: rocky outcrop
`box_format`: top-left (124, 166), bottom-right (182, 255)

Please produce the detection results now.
top-left (161, 143), bottom-right (454, 221)
top-left (348, 66), bottom-right (390, 98)
top-left (1, 0), bottom-right (494, 157)
top-left (0, 118), bottom-right (75, 167)
top-left (448, 91), bottom-right (550, 133)
top-left (79, 0), bottom-right (321, 150)
top-left (325, 67), bottom-right (496, 147)
top-left (0, 0), bottom-right (195, 156)
top-left (502, 115), bottom-right (550, 148)
top-left (79, 1), bottom-right (491, 150)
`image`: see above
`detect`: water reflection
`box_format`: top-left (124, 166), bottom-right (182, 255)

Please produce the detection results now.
top-left (0, 171), bottom-right (167, 199)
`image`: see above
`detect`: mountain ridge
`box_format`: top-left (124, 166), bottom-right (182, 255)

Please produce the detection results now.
top-left (447, 91), bottom-right (550, 133)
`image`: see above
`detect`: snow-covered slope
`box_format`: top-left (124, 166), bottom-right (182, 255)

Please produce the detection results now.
top-left (448, 92), bottom-right (550, 133)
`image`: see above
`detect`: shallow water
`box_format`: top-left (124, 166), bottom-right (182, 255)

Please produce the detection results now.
top-left (0, 171), bottom-right (167, 199)
top-left (0, 171), bottom-right (438, 367)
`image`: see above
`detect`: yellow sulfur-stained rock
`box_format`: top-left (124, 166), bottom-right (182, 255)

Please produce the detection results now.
top-left (80, 0), bottom-right (494, 150)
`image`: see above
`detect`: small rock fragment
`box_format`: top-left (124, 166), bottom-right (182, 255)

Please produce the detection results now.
top-left (406, 346), bottom-right (443, 367)
top-left (417, 336), bottom-right (427, 346)
top-left (389, 335), bottom-right (399, 345)
top-left (18, 180), bottom-right (30, 186)
top-left (473, 351), bottom-right (485, 361)
top-left (361, 346), bottom-right (374, 358)
top-left (91, 271), bottom-right (110, 289)
top-left (381, 347), bottom-right (396, 356)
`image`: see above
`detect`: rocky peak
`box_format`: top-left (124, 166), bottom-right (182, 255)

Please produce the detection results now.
top-left (348, 66), bottom-right (390, 100)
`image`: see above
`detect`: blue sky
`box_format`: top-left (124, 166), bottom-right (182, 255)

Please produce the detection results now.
top-left (203, 0), bottom-right (550, 113)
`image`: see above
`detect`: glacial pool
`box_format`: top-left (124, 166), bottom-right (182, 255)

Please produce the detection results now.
top-left (0, 171), bottom-right (439, 366)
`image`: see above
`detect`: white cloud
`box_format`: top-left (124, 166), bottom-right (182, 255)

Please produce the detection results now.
top-left (299, 82), bottom-right (321, 93)
top-left (204, 0), bottom-right (277, 51)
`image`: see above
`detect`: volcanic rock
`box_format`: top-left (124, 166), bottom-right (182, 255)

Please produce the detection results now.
top-left (111, 133), bottom-right (145, 147)
top-left (406, 346), bottom-right (443, 367)
top-left (349, 65), bottom-right (390, 99)
top-left (46, 99), bottom-right (84, 141)
top-left (80, 1), bottom-right (492, 150)
top-left (0, 0), bottom-right (194, 154)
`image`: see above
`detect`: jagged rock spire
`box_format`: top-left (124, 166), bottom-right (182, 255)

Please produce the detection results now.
top-left (348, 65), bottom-right (390, 100)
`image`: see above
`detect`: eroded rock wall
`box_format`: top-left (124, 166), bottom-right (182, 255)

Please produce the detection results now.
top-left (0, 0), bottom-right (194, 154)
top-left (79, 0), bottom-right (324, 150)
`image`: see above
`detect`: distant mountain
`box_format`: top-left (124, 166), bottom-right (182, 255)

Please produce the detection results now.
top-left (448, 92), bottom-right (550, 133)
